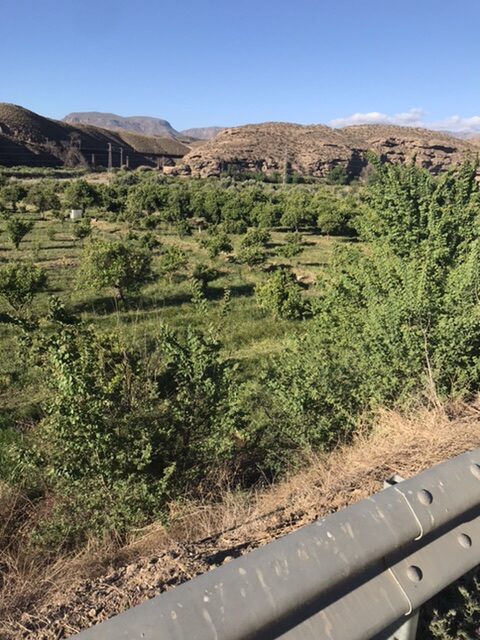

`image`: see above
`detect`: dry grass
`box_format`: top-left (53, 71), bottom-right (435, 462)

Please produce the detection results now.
top-left (2, 402), bottom-right (480, 638)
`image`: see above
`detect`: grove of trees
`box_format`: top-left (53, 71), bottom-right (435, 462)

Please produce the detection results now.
top-left (1, 156), bottom-right (480, 637)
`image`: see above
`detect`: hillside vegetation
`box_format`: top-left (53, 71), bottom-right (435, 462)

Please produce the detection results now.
top-left (2, 405), bottom-right (480, 638)
top-left (0, 159), bottom-right (479, 636)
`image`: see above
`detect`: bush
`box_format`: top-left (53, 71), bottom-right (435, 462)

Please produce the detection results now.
top-left (6, 218), bottom-right (34, 249)
top-left (0, 261), bottom-right (47, 314)
top-left (64, 180), bottom-right (99, 212)
top-left (237, 244), bottom-right (267, 268)
top-left (25, 181), bottom-right (60, 213)
top-left (159, 245), bottom-right (188, 282)
top-left (199, 228), bottom-right (233, 259)
top-left (279, 232), bottom-right (303, 258)
top-left (264, 161), bottom-right (480, 459)
top-left (255, 268), bottom-right (307, 319)
top-left (14, 320), bottom-right (246, 550)
top-left (72, 217), bottom-right (92, 242)
top-left (240, 228), bottom-right (271, 249)
top-left (325, 165), bottom-right (349, 185)
top-left (191, 262), bottom-right (219, 292)
top-left (79, 238), bottom-right (153, 303)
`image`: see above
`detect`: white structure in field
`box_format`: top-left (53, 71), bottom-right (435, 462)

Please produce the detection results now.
top-left (70, 209), bottom-right (83, 220)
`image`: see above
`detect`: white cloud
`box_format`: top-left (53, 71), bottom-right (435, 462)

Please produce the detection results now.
top-left (330, 109), bottom-right (480, 134)
top-left (433, 115), bottom-right (480, 133)
top-left (330, 108), bottom-right (425, 128)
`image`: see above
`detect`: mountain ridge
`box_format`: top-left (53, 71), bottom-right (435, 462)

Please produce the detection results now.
top-left (1, 104), bottom-right (479, 175)
top-left (63, 112), bottom-right (179, 139)
top-left (0, 103), bottom-right (189, 168)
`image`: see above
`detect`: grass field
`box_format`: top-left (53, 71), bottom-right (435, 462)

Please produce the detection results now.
top-left (0, 201), bottom-right (349, 424)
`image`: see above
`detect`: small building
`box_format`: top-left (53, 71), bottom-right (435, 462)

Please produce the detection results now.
top-left (70, 209), bottom-right (83, 220)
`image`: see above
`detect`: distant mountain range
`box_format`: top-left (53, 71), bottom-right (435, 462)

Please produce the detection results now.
top-left (0, 103), bottom-right (189, 169)
top-left (63, 112), bottom-right (224, 141)
top-left (1, 104), bottom-right (479, 177)
top-left (63, 112), bottom-right (179, 138)
top-left (180, 127), bottom-right (225, 140)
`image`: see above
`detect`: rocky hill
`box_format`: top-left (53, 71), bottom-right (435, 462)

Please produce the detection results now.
top-left (2, 105), bottom-right (479, 176)
top-left (180, 122), bottom-right (479, 178)
top-left (63, 111), bottom-right (179, 139)
top-left (0, 104), bottom-right (189, 168)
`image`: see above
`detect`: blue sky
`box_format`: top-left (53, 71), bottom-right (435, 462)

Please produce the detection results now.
top-left (1, 0), bottom-right (480, 131)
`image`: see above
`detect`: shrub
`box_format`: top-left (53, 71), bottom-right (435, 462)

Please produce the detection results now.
top-left (263, 161), bottom-right (480, 460)
top-left (191, 262), bottom-right (219, 292)
top-left (255, 268), bottom-right (306, 319)
top-left (240, 228), bottom-right (271, 249)
top-left (237, 244), bottom-right (267, 268)
top-left (325, 165), bottom-right (349, 185)
top-left (63, 180), bottom-right (99, 212)
top-left (79, 238), bottom-right (153, 303)
top-left (279, 232), bottom-right (303, 258)
top-left (199, 228), bottom-right (233, 259)
top-left (159, 245), bottom-right (188, 282)
top-left (25, 181), bottom-right (60, 212)
top-left (6, 218), bottom-right (34, 249)
top-left (0, 261), bottom-right (47, 314)
top-left (20, 321), bottom-right (245, 549)
top-left (72, 217), bottom-right (92, 242)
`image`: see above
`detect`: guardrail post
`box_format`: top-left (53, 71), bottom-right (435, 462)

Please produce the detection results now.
top-left (384, 475), bottom-right (420, 640)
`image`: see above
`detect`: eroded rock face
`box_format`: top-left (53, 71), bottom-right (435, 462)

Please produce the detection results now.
top-left (180, 123), bottom-right (478, 178)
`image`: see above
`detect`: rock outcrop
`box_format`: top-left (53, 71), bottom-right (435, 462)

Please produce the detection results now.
top-left (180, 122), bottom-right (478, 178)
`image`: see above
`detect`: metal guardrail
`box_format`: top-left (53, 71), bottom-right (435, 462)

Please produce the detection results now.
top-left (72, 449), bottom-right (480, 640)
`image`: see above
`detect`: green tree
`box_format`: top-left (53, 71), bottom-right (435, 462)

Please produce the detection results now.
top-left (64, 180), bottom-right (99, 213)
top-left (191, 263), bottom-right (219, 293)
top-left (23, 320), bottom-right (245, 548)
top-left (251, 201), bottom-right (281, 228)
top-left (79, 239), bottom-right (153, 303)
top-left (72, 218), bottom-right (92, 242)
top-left (280, 191), bottom-right (315, 230)
top-left (279, 232), bottom-right (303, 258)
top-left (159, 245), bottom-right (188, 282)
top-left (124, 180), bottom-right (167, 220)
top-left (6, 218), bottom-right (34, 249)
top-left (313, 192), bottom-right (356, 235)
top-left (255, 268), bottom-right (306, 319)
top-left (325, 165), bottom-right (349, 185)
top-left (263, 161), bottom-right (480, 462)
top-left (0, 261), bottom-right (47, 314)
top-left (26, 181), bottom-right (61, 213)
top-left (175, 218), bottom-right (191, 237)
top-left (0, 183), bottom-right (27, 212)
top-left (237, 244), bottom-right (267, 269)
top-left (240, 228), bottom-right (271, 249)
top-left (199, 228), bottom-right (233, 259)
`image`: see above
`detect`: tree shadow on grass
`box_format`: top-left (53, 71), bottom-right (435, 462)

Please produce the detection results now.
top-left (71, 282), bottom-right (256, 317)
top-left (299, 261), bottom-right (328, 267)
top-left (71, 295), bottom-right (121, 316)
top-left (205, 282), bottom-right (255, 301)
top-left (41, 243), bottom-right (75, 251)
